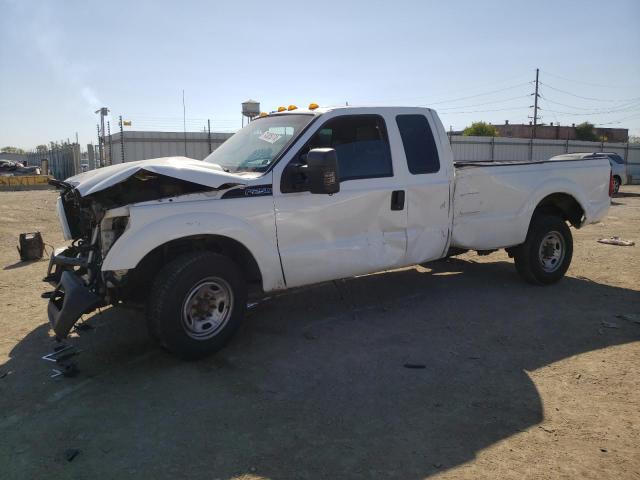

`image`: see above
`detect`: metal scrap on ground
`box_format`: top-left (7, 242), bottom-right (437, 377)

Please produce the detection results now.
top-left (597, 236), bottom-right (635, 246)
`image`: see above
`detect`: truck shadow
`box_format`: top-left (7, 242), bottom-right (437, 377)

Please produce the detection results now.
top-left (1, 258), bottom-right (638, 479)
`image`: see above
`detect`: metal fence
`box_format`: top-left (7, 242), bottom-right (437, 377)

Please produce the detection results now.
top-left (24, 143), bottom-right (81, 180)
top-left (450, 136), bottom-right (640, 183)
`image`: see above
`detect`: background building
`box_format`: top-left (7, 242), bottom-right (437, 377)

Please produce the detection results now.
top-left (103, 130), bottom-right (234, 165)
top-left (494, 121), bottom-right (628, 142)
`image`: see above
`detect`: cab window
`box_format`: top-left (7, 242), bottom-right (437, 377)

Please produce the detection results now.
top-left (303, 115), bottom-right (393, 181)
top-left (396, 114), bottom-right (440, 174)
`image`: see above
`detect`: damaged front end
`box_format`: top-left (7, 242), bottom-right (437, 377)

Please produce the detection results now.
top-left (45, 169), bottom-right (223, 339)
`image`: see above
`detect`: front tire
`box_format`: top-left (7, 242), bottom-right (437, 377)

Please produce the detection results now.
top-left (613, 176), bottom-right (621, 194)
top-left (147, 252), bottom-right (247, 359)
top-left (513, 214), bottom-right (573, 285)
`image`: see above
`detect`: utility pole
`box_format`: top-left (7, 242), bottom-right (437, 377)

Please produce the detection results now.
top-left (182, 90), bottom-right (187, 157)
top-left (96, 123), bottom-right (103, 167)
top-left (530, 68), bottom-right (540, 139)
top-left (95, 107), bottom-right (109, 166)
top-left (119, 116), bottom-right (125, 163)
top-left (207, 119), bottom-right (212, 154)
top-left (107, 121), bottom-right (113, 166)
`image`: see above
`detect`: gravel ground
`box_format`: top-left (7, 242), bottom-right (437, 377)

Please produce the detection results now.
top-left (0, 186), bottom-right (638, 480)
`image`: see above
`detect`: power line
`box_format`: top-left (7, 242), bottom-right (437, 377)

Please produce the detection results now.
top-left (541, 105), bottom-right (640, 116)
top-left (437, 106), bottom-right (531, 115)
top-left (597, 112), bottom-right (640, 125)
top-left (353, 72), bottom-right (533, 105)
top-left (539, 95), bottom-right (640, 113)
top-left (540, 69), bottom-right (639, 89)
top-left (437, 95), bottom-right (530, 110)
top-left (417, 82), bottom-right (532, 107)
top-left (539, 82), bottom-right (640, 103)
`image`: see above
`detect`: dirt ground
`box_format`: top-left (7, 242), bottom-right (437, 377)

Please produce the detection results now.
top-left (0, 187), bottom-right (638, 480)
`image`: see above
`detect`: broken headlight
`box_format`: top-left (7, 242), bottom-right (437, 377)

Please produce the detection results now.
top-left (100, 214), bottom-right (129, 257)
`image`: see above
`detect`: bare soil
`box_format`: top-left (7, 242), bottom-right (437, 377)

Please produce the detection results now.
top-left (0, 187), bottom-right (639, 480)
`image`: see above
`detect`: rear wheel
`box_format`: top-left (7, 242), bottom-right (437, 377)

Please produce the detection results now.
top-left (147, 252), bottom-right (247, 359)
top-left (513, 214), bottom-right (573, 285)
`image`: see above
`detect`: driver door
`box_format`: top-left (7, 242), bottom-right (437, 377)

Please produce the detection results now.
top-left (273, 114), bottom-right (408, 288)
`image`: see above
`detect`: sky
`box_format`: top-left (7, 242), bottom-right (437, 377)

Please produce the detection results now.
top-left (1, 0), bottom-right (639, 150)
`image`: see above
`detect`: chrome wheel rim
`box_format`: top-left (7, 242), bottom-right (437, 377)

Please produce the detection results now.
top-left (181, 277), bottom-right (233, 340)
top-left (538, 231), bottom-right (565, 273)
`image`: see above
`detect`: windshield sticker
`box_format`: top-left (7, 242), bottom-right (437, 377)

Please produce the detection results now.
top-left (258, 131), bottom-right (282, 144)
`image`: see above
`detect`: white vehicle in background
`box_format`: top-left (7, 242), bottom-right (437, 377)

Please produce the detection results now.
top-left (551, 152), bottom-right (627, 193)
top-left (45, 105), bottom-right (613, 359)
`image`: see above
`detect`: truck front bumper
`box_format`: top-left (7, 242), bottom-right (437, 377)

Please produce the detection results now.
top-left (45, 248), bottom-right (102, 339)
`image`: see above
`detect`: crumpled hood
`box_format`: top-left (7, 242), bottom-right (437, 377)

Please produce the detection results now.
top-left (66, 156), bottom-right (255, 196)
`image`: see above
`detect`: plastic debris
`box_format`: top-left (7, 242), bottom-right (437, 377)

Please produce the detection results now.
top-left (597, 236), bottom-right (635, 246)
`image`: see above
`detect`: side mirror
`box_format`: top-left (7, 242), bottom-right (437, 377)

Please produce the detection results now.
top-left (306, 148), bottom-right (340, 194)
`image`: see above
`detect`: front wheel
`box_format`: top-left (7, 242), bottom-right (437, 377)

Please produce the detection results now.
top-left (613, 176), bottom-right (621, 194)
top-left (147, 252), bottom-right (247, 359)
top-left (513, 214), bottom-right (573, 285)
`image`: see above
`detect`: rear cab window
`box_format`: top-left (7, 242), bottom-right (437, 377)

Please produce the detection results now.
top-left (396, 114), bottom-right (440, 174)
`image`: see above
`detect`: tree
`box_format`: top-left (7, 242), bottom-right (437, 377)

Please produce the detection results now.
top-left (463, 122), bottom-right (500, 137)
top-left (35, 144), bottom-right (49, 153)
top-left (1, 146), bottom-right (25, 154)
top-left (575, 122), bottom-right (597, 142)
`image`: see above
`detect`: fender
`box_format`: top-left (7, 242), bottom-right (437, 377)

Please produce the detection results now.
top-left (520, 175), bottom-right (606, 232)
top-left (102, 208), bottom-right (285, 292)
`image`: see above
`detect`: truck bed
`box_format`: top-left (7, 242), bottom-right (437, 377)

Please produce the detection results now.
top-left (450, 157), bottom-right (611, 250)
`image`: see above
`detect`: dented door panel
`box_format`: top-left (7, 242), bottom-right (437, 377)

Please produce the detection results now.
top-left (275, 178), bottom-right (407, 288)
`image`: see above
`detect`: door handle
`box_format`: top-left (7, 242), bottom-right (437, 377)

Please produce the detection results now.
top-left (391, 190), bottom-right (405, 211)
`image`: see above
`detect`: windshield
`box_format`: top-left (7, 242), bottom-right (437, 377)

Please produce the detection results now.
top-left (203, 114), bottom-right (314, 173)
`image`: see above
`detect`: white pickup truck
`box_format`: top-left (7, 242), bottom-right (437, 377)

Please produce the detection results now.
top-left (46, 106), bottom-right (612, 358)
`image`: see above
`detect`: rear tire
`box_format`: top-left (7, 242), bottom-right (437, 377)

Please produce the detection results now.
top-left (147, 252), bottom-right (247, 359)
top-left (513, 214), bottom-right (573, 285)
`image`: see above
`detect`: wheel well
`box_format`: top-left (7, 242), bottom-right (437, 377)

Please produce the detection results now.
top-left (123, 235), bottom-right (263, 300)
top-left (533, 193), bottom-right (585, 228)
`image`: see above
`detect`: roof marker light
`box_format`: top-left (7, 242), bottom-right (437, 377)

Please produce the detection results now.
top-left (277, 106), bottom-right (287, 112)
top-left (308, 103), bottom-right (319, 110)
top-left (259, 112), bottom-right (268, 117)
top-left (287, 105), bottom-right (297, 111)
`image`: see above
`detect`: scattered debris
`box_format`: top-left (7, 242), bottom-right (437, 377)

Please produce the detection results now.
top-left (74, 322), bottom-right (94, 332)
top-left (51, 363), bottom-right (79, 379)
top-left (303, 332), bottom-right (317, 340)
top-left (42, 344), bottom-right (81, 379)
top-left (538, 426), bottom-right (556, 434)
top-left (600, 448), bottom-right (608, 453)
top-left (17, 232), bottom-right (44, 261)
top-left (601, 321), bottom-right (620, 329)
top-left (403, 363), bottom-right (426, 369)
top-left (0, 371), bottom-right (7, 379)
top-left (64, 448), bottom-right (80, 462)
top-left (597, 236), bottom-right (635, 246)
top-left (433, 463), bottom-right (443, 469)
top-left (616, 313), bottom-right (640, 324)
top-left (575, 373), bottom-right (581, 379)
